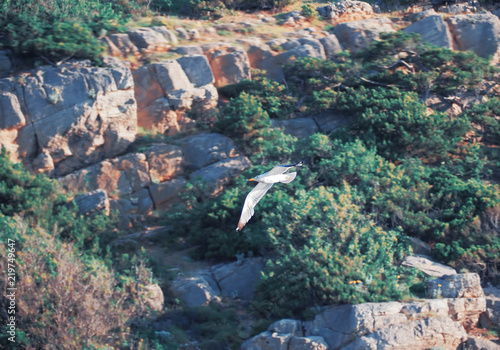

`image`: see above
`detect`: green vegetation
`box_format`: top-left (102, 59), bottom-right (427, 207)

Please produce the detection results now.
top-left (0, 149), bottom-right (167, 348)
top-left (166, 32), bottom-right (500, 316)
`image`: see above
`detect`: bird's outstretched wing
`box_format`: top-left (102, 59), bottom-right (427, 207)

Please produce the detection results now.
top-left (265, 161), bottom-right (303, 177)
top-left (236, 182), bottom-right (274, 231)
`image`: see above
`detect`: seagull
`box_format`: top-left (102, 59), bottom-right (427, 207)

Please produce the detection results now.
top-left (236, 161), bottom-right (303, 231)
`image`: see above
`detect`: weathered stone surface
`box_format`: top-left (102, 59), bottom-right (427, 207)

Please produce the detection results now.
top-left (408, 236), bottom-right (432, 256)
top-left (313, 111), bottom-right (351, 134)
top-left (298, 38), bottom-right (326, 60)
top-left (211, 257), bottom-right (265, 301)
top-left (14, 62), bottom-right (136, 175)
top-left (271, 118), bottom-right (318, 139)
top-left (320, 35), bottom-right (344, 59)
top-left (484, 285), bottom-right (500, 326)
top-left (241, 332), bottom-right (292, 350)
top-left (177, 55), bottom-right (215, 87)
top-left (174, 45), bottom-right (204, 56)
top-left (342, 317), bottom-right (467, 350)
top-left (447, 14), bottom-right (500, 64)
top-left (149, 177), bottom-right (187, 210)
top-left (175, 27), bottom-right (190, 40)
top-left (154, 60), bottom-right (193, 93)
top-left (74, 189), bottom-right (110, 216)
top-left (170, 274), bottom-right (221, 307)
top-left (143, 284), bottom-right (164, 312)
top-left (333, 17), bottom-right (395, 53)
top-left (0, 92), bottom-right (25, 130)
top-left (269, 319), bottom-right (303, 336)
top-left (289, 336), bottom-right (328, 350)
top-left (190, 156), bottom-right (252, 196)
top-left (402, 254), bottom-right (457, 277)
top-left (106, 33), bottom-right (140, 58)
top-left (317, 1), bottom-right (374, 21)
top-left (466, 336), bottom-right (500, 350)
top-left (204, 46), bottom-right (251, 87)
top-left (58, 152), bottom-right (150, 197)
top-left (151, 26), bottom-right (178, 45)
top-left (176, 132), bottom-right (240, 170)
top-left (127, 27), bottom-right (170, 52)
top-left (426, 273), bottom-right (484, 299)
top-left (403, 14), bottom-right (453, 49)
top-left (145, 143), bottom-right (183, 183)
top-left (247, 44), bottom-right (284, 81)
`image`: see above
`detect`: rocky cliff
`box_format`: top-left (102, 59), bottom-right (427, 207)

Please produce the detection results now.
top-left (1, 1), bottom-right (500, 348)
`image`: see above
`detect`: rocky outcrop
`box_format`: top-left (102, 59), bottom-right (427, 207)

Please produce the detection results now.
top-left (426, 273), bottom-right (484, 299)
top-left (203, 44), bottom-right (252, 87)
top-left (0, 60), bottom-right (137, 176)
top-left (316, 1), bottom-right (374, 21)
top-left (403, 14), bottom-right (453, 49)
top-left (132, 59), bottom-right (216, 135)
top-left (401, 254), bottom-right (457, 277)
top-left (170, 257), bottom-right (265, 307)
top-left (246, 273), bottom-right (487, 350)
top-left (332, 17), bottom-right (395, 53)
top-left (447, 13), bottom-right (500, 64)
top-left (74, 189), bottom-right (110, 216)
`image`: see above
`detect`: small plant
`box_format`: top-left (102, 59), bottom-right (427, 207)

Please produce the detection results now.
top-left (301, 3), bottom-right (317, 20)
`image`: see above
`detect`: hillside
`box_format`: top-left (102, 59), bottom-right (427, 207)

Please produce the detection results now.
top-left (1, 0), bottom-right (500, 349)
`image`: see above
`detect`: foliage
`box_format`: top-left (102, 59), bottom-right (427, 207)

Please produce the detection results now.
top-left (0, 0), bottom-right (127, 63)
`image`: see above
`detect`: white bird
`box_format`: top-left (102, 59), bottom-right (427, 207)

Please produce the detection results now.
top-left (236, 161), bottom-right (303, 231)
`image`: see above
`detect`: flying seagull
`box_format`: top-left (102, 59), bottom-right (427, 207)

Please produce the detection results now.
top-left (236, 161), bottom-right (303, 231)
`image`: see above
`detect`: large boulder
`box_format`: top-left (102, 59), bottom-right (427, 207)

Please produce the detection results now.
top-left (170, 274), bottom-right (221, 307)
top-left (149, 177), bottom-right (187, 211)
top-left (342, 317), bottom-right (467, 350)
top-left (426, 273), bottom-right (484, 299)
top-left (106, 33), bottom-right (140, 59)
top-left (189, 156), bottom-right (252, 196)
top-left (403, 14), bottom-right (453, 49)
top-left (320, 35), bottom-right (344, 59)
top-left (271, 118), bottom-right (318, 139)
top-left (126, 27), bottom-right (170, 52)
top-left (247, 44), bottom-right (284, 82)
top-left (204, 45), bottom-right (251, 87)
top-left (211, 257), bottom-right (265, 301)
top-left (177, 55), bottom-right (215, 87)
top-left (316, 1), bottom-right (374, 21)
top-left (58, 152), bottom-right (150, 197)
top-left (246, 297), bottom-right (486, 350)
top-left (132, 62), bottom-right (201, 134)
top-left (144, 144), bottom-right (184, 183)
top-left (447, 14), bottom-right (500, 64)
top-left (0, 61), bottom-right (137, 175)
top-left (401, 254), bottom-right (457, 277)
top-left (332, 17), bottom-right (395, 53)
top-left (176, 132), bottom-right (241, 170)
top-left (74, 189), bottom-right (110, 216)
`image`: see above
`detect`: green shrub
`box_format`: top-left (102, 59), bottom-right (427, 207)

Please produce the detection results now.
top-left (0, 0), bottom-right (126, 63)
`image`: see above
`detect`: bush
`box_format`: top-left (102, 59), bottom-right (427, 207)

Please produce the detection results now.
top-left (0, 0), bottom-right (127, 63)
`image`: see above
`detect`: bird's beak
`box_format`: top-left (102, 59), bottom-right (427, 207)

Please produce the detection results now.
top-left (249, 178), bottom-right (255, 181)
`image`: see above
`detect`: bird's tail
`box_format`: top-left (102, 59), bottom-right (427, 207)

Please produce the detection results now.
top-left (281, 172), bottom-right (297, 183)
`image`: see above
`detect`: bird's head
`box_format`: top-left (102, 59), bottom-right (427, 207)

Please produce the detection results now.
top-left (249, 174), bottom-right (261, 182)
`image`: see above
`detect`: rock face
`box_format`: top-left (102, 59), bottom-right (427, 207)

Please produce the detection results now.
top-left (204, 45), bottom-right (251, 86)
top-left (246, 273), bottom-right (486, 350)
top-left (316, 1), bottom-right (374, 21)
top-left (447, 14), bottom-right (500, 64)
top-left (0, 60), bottom-right (137, 176)
top-left (170, 258), bottom-right (265, 307)
top-left (426, 273), bottom-right (484, 299)
top-left (403, 14), bottom-right (453, 49)
top-left (74, 189), bottom-right (110, 216)
top-left (333, 17), bottom-right (395, 53)
top-left (401, 254), bottom-right (457, 277)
